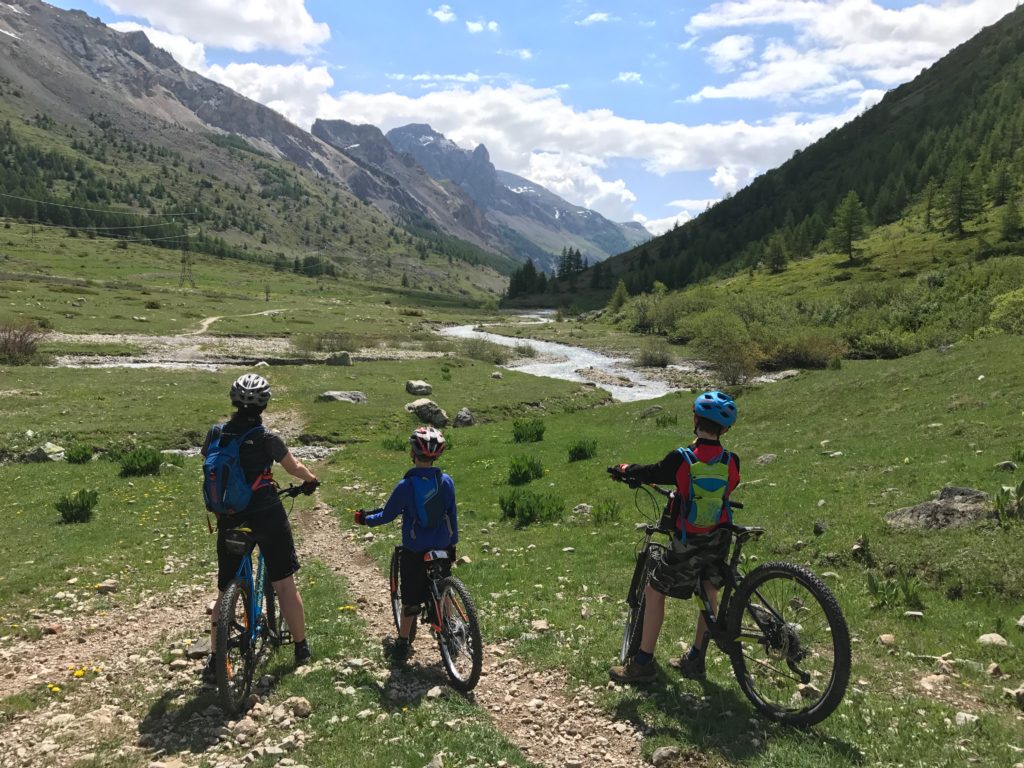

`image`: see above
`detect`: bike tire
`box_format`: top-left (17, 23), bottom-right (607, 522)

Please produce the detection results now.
top-left (216, 578), bottom-right (255, 714)
top-left (389, 547), bottom-right (417, 644)
top-left (435, 576), bottom-right (483, 692)
top-left (620, 548), bottom-right (651, 664)
top-left (726, 562), bottom-right (851, 727)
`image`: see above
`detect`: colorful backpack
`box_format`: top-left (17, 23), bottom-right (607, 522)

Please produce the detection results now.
top-left (202, 425), bottom-right (267, 515)
top-left (408, 468), bottom-right (451, 540)
top-left (678, 447), bottom-right (733, 534)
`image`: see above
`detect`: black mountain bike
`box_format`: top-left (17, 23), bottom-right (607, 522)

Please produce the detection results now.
top-left (388, 546), bottom-right (483, 691)
top-left (215, 484), bottom-right (313, 713)
top-left (618, 482), bottom-right (851, 727)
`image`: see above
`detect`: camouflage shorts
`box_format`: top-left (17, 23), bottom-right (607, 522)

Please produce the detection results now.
top-left (648, 527), bottom-right (732, 600)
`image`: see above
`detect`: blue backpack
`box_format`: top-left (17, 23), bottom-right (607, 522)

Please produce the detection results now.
top-left (202, 425), bottom-right (266, 515)
top-left (408, 468), bottom-right (451, 540)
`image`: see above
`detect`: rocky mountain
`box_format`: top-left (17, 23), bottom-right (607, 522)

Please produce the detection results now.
top-left (386, 124), bottom-right (649, 271)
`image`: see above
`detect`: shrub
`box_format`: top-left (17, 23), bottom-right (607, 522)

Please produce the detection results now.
top-left (382, 434), bottom-right (407, 451)
top-left (508, 454), bottom-right (544, 485)
top-left (291, 331), bottom-right (366, 356)
top-left (56, 489), bottom-right (99, 524)
top-left (689, 309), bottom-right (761, 384)
top-left (512, 418), bottom-right (545, 443)
top-left (119, 446), bottom-right (162, 477)
top-left (459, 338), bottom-right (510, 365)
top-left (990, 287), bottom-right (1024, 334)
top-left (144, 300), bottom-right (161, 310)
top-left (0, 320), bottom-right (47, 365)
top-left (513, 342), bottom-right (538, 358)
top-left (567, 439), bottom-right (597, 462)
top-left (762, 328), bottom-right (848, 370)
top-left (654, 412), bottom-right (678, 428)
top-left (592, 499), bottom-right (624, 525)
top-left (634, 341), bottom-right (672, 368)
top-left (65, 443), bottom-right (94, 465)
top-left (499, 488), bottom-right (563, 527)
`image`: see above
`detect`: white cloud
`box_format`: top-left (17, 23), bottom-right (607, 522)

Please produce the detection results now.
top-left (616, 71), bottom-right (643, 84)
top-left (705, 34), bottom-right (754, 72)
top-left (686, 0), bottom-right (1020, 102)
top-left (100, 0), bottom-right (329, 54)
top-left (678, 35), bottom-right (700, 50)
top-left (428, 4), bottom-right (457, 23)
top-left (576, 12), bottom-right (617, 25)
top-left (314, 82), bottom-right (875, 220)
top-left (466, 19), bottom-right (499, 33)
top-left (634, 199), bottom-right (720, 234)
top-left (499, 48), bottom-right (533, 60)
top-left (206, 62), bottom-right (334, 127)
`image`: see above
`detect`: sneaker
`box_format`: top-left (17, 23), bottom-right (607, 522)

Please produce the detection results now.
top-left (294, 639), bottom-right (311, 667)
top-left (608, 658), bottom-right (658, 684)
top-left (669, 651), bottom-right (706, 679)
top-left (200, 654), bottom-right (218, 685)
top-left (384, 636), bottom-right (410, 662)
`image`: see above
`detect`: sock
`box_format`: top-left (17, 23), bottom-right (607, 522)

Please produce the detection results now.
top-left (634, 650), bottom-right (653, 666)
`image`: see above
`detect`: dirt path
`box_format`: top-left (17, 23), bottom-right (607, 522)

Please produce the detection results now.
top-left (295, 502), bottom-right (653, 768)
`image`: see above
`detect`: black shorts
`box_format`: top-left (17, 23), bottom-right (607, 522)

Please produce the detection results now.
top-left (648, 527), bottom-right (732, 600)
top-left (399, 547), bottom-right (453, 607)
top-left (216, 498), bottom-right (300, 591)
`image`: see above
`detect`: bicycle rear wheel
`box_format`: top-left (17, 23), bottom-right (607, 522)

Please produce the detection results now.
top-left (436, 576), bottom-right (483, 692)
top-left (216, 578), bottom-right (255, 714)
top-left (620, 548), bottom-right (652, 664)
top-left (389, 547), bottom-right (417, 644)
top-left (727, 562), bottom-right (851, 726)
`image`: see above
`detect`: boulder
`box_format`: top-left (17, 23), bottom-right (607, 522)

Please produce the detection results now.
top-left (453, 407), bottom-right (475, 427)
top-left (639, 405), bottom-right (663, 419)
top-left (977, 633), bottom-right (1008, 647)
top-left (405, 380), bottom-right (433, 395)
top-left (489, 371), bottom-right (503, 380)
top-left (996, 460), bottom-right (1018, 472)
top-left (405, 398), bottom-right (448, 427)
top-left (25, 442), bottom-right (65, 462)
top-left (755, 453), bottom-right (777, 465)
top-left (652, 746), bottom-right (681, 767)
top-left (572, 503), bottom-right (593, 516)
top-left (95, 579), bottom-right (119, 594)
top-left (885, 486), bottom-right (991, 530)
top-left (317, 391), bottom-right (367, 404)
top-left (325, 351), bottom-right (352, 366)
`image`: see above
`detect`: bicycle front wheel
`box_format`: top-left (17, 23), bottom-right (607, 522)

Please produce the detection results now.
top-left (389, 547), bottom-right (416, 644)
top-left (620, 548), bottom-right (651, 664)
top-left (727, 562), bottom-right (851, 726)
top-left (436, 576), bottom-right (483, 692)
top-left (216, 578), bottom-right (255, 714)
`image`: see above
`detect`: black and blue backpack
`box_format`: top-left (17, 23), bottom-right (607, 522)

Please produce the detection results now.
top-left (202, 425), bottom-right (267, 515)
top-left (408, 468), bottom-right (452, 539)
top-left (677, 446), bottom-right (733, 537)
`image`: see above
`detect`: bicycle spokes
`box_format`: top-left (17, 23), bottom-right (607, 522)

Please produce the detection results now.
top-left (435, 578), bottom-right (483, 692)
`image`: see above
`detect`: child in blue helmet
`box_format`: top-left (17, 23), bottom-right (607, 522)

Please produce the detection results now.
top-left (607, 391), bottom-right (741, 683)
top-left (354, 426), bottom-right (458, 661)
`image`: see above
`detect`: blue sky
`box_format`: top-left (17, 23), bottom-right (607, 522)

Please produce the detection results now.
top-left (50, 0), bottom-right (1022, 232)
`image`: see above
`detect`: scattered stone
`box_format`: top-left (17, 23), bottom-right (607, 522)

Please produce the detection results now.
top-left (828, 451), bottom-right (844, 458)
top-left (904, 611), bottom-right (924, 620)
top-left (571, 504), bottom-right (592, 516)
top-left (1004, 683), bottom-right (1024, 710)
top-left (255, 360), bottom-right (270, 367)
top-left (25, 442), bottom-right (66, 462)
top-left (96, 579), bottom-right (119, 594)
top-left (639, 405), bottom-right (663, 419)
top-left (878, 634), bottom-right (896, 647)
top-left (919, 673), bottom-right (950, 692)
top-left (405, 398), bottom-right (448, 427)
top-left (41, 623), bottom-right (61, 636)
top-left (168, 658), bottom-right (190, 671)
top-left (996, 461), bottom-right (1018, 472)
top-left (490, 372), bottom-right (503, 379)
top-left (817, 499), bottom-right (826, 507)
top-left (885, 486), bottom-right (992, 530)
top-left (977, 633), bottom-right (1008, 647)
top-left (456, 555), bottom-right (472, 565)
top-left (426, 686), bottom-right (443, 699)
top-left (325, 351), bottom-right (351, 366)
top-left (453, 407), bottom-right (475, 427)
top-left (406, 380), bottom-right (433, 396)
top-left (652, 746), bottom-right (681, 766)
top-left (187, 637), bottom-right (211, 659)
top-left (356, 708), bottom-right (375, 720)
top-left (813, 520), bottom-right (827, 536)
top-left (954, 711), bottom-right (979, 727)
top-left (284, 696), bottom-right (312, 718)
top-left (1018, 614), bottom-right (1024, 632)
top-left (317, 391), bottom-right (367, 404)
top-left (561, 547), bottom-right (575, 553)
top-left (986, 662), bottom-right (1002, 677)
top-left (821, 572), bottom-right (840, 580)
top-left (755, 453), bottom-right (777, 465)
top-left (531, 619), bottom-right (550, 632)
top-left (423, 755), bottom-right (444, 768)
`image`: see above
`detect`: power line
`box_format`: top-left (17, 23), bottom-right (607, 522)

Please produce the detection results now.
top-left (0, 216), bottom-right (196, 243)
top-left (0, 191), bottom-right (198, 218)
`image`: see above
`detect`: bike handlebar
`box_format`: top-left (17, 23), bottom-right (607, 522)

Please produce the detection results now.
top-left (611, 477), bottom-right (744, 509)
top-left (278, 480), bottom-right (321, 498)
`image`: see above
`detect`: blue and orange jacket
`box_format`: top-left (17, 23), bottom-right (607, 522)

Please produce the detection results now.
top-left (362, 467), bottom-right (458, 550)
top-left (620, 438), bottom-right (741, 536)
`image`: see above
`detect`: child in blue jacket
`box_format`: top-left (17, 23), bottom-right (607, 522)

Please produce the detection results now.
top-left (355, 426), bottom-right (457, 660)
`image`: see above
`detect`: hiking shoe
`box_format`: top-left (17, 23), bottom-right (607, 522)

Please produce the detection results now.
top-left (294, 640), bottom-right (312, 667)
top-left (669, 652), bottom-right (706, 679)
top-left (384, 637), bottom-right (411, 662)
top-left (609, 658), bottom-right (658, 684)
top-left (200, 654), bottom-right (218, 685)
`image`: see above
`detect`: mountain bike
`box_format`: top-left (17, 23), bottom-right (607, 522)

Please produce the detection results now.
top-left (215, 483), bottom-right (315, 713)
top-left (616, 481), bottom-right (851, 727)
top-left (388, 546), bottom-right (483, 692)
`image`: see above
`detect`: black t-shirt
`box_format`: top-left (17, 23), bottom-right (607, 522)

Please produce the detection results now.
top-left (201, 414), bottom-right (289, 513)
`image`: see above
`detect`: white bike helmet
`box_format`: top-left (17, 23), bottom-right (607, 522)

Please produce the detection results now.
top-left (230, 373), bottom-right (271, 408)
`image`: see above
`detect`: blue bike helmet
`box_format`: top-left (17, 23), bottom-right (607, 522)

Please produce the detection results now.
top-left (693, 390), bottom-right (737, 427)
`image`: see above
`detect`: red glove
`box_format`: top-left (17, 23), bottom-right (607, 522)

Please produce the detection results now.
top-left (354, 509), bottom-right (366, 525)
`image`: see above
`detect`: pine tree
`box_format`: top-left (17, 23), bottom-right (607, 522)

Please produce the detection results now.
top-left (608, 279), bottom-right (629, 312)
top-left (942, 158), bottom-right (982, 237)
top-left (828, 191), bottom-right (867, 264)
top-left (1001, 192), bottom-right (1021, 241)
top-left (765, 231), bottom-right (788, 273)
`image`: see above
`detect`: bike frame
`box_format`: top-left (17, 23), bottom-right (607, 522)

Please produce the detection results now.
top-left (232, 541), bottom-right (267, 647)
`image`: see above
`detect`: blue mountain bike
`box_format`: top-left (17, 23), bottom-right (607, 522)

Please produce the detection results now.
top-left (215, 484), bottom-right (311, 713)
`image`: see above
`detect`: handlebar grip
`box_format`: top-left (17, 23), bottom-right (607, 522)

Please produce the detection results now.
top-left (730, 500), bottom-right (744, 509)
